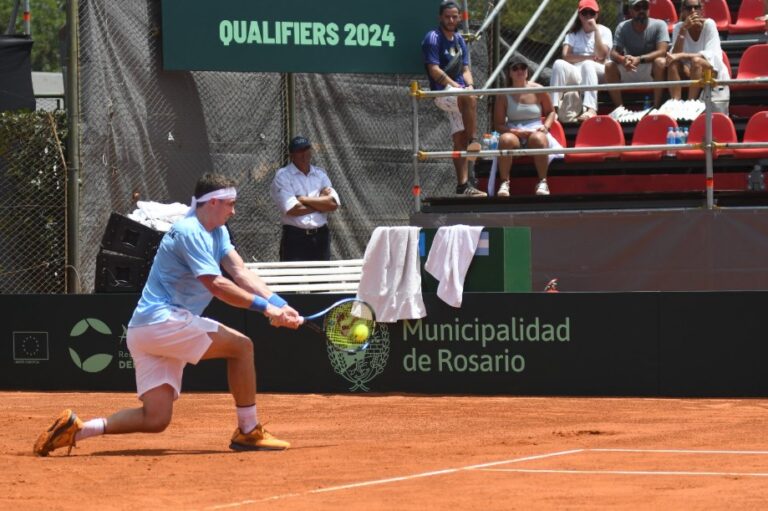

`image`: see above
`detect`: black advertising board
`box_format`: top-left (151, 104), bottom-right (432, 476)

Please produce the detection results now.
top-left (1, 292), bottom-right (766, 397)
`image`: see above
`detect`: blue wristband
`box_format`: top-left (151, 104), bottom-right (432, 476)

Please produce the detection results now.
top-left (268, 293), bottom-right (287, 308)
top-left (249, 295), bottom-right (268, 313)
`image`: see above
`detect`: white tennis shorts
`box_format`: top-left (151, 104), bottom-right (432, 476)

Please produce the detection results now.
top-left (434, 86), bottom-right (464, 135)
top-left (126, 308), bottom-right (220, 400)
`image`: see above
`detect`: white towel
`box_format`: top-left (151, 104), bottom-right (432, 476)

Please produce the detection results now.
top-left (128, 201), bottom-right (190, 232)
top-left (357, 226), bottom-right (426, 323)
top-left (425, 225), bottom-right (484, 308)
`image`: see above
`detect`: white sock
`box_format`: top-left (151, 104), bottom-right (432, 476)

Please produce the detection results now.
top-left (236, 404), bottom-right (258, 434)
top-left (75, 418), bottom-right (107, 442)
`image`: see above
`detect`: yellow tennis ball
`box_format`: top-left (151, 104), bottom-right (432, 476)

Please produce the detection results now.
top-left (352, 323), bottom-right (370, 343)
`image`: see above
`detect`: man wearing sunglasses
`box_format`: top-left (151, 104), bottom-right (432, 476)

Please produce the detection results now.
top-left (421, 0), bottom-right (487, 197)
top-left (605, 0), bottom-right (670, 109)
top-left (665, 0), bottom-right (729, 103)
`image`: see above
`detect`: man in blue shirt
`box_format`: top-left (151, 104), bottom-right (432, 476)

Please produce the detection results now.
top-left (34, 174), bottom-right (301, 457)
top-left (422, 0), bottom-right (486, 197)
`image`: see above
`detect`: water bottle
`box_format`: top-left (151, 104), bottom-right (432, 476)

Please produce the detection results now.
top-left (482, 134), bottom-right (492, 151)
top-left (490, 131), bottom-right (499, 150)
top-left (674, 126), bottom-right (683, 147)
top-left (748, 165), bottom-right (765, 191)
top-left (643, 96), bottom-right (651, 110)
top-left (666, 127), bottom-right (675, 157)
top-left (683, 127), bottom-right (689, 145)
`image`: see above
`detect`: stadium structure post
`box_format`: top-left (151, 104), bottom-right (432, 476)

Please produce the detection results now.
top-left (410, 81), bottom-right (421, 212)
top-left (286, 72), bottom-right (295, 140)
top-left (66, 0), bottom-right (81, 292)
top-left (702, 69), bottom-right (714, 210)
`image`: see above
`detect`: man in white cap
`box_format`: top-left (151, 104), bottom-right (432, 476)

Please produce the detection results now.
top-left (34, 173), bottom-right (301, 457)
top-left (271, 135), bottom-right (340, 261)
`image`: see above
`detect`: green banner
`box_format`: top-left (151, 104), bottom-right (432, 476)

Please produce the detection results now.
top-left (161, 0), bottom-right (438, 74)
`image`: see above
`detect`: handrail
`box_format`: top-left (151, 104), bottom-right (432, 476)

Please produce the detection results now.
top-left (530, 9), bottom-right (579, 83)
top-left (484, 0), bottom-right (553, 89)
top-left (410, 71), bottom-right (768, 211)
top-left (466, 0), bottom-right (510, 42)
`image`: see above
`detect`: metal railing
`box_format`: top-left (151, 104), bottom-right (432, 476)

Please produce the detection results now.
top-left (409, 71), bottom-right (768, 211)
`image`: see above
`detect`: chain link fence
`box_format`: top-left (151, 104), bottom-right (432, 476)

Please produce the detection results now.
top-left (6, 0), bottom-right (611, 293)
top-left (0, 110), bottom-right (68, 293)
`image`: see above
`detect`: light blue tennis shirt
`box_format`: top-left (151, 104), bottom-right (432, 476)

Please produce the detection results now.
top-left (128, 215), bottom-right (234, 327)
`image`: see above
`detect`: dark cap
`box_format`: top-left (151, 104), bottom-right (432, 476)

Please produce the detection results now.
top-left (506, 54), bottom-right (528, 69)
top-left (439, 1), bottom-right (461, 14)
top-left (288, 135), bottom-right (312, 153)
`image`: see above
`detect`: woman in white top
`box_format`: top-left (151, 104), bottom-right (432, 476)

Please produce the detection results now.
top-left (665, 0), bottom-right (729, 100)
top-left (549, 0), bottom-right (613, 122)
top-left (493, 57), bottom-right (561, 197)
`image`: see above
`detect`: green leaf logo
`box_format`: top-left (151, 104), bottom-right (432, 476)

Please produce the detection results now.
top-left (68, 317), bottom-right (116, 373)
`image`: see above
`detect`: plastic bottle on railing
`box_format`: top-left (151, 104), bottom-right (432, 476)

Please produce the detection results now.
top-left (643, 96), bottom-right (651, 110)
top-left (666, 127), bottom-right (675, 157)
top-left (748, 164), bottom-right (765, 191)
top-left (490, 131), bottom-right (499, 150)
top-left (683, 127), bottom-right (689, 145)
top-left (482, 134), bottom-right (492, 151)
top-left (674, 126), bottom-right (683, 147)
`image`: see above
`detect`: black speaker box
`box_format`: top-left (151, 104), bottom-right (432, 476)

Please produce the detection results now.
top-left (95, 249), bottom-right (152, 293)
top-left (101, 212), bottom-right (164, 260)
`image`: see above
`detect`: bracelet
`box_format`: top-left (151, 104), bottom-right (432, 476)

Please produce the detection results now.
top-left (249, 295), bottom-right (268, 313)
top-left (267, 293), bottom-right (287, 308)
top-left (466, 83), bottom-right (474, 87)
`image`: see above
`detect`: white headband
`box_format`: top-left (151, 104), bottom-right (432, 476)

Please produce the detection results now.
top-left (186, 187), bottom-right (237, 216)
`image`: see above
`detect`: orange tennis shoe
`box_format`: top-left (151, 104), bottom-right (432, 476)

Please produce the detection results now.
top-left (33, 409), bottom-right (83, 457)
top-left (229, 424), bottom-right (290, 451)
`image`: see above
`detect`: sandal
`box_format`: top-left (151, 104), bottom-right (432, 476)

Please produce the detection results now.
top-left (577, 108), bottom-right (597, 122)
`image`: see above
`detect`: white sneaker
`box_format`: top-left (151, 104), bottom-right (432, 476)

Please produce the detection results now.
top-left (535, 179), bottom-right (550, 196)
top-left (497, 180), bottom-right (510, 197)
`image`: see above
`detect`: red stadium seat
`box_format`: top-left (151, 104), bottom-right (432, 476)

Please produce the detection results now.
top-left (729, 0), bottom-right (764, 34)
top-left (676, 112), bottom-right (737, 160)
top-left (620, 114), bottom-right (678, 161)
top-left (650, 0), bottom-right (678, 32)
top-left (731, 44), bottom-right (768, 90)
top-left (702, 0), bottom-right (732, 32)
top-left (734, 111), bottom-right (768, 159)
top-left (565, 115), bottom-right (625, 163)
top-left (721, 50), bottom-right (731, 79)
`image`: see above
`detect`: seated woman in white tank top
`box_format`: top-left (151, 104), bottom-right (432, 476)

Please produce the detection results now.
top-left (492, 57), bottom-right (562, 197)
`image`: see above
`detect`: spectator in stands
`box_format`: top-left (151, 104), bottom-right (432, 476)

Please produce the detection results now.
top-left (550, 0), bottom-right (613, 122)
top-left (605, 0), bottom-right (670, 108)
top-left (493, 56), bottom-right (562, 197)
top-left (270, 136), bottom-right (340, 262)
top-left (421, 0), bottom-right (486, 197)
top-left (665, 0), bottom-right (728, 101)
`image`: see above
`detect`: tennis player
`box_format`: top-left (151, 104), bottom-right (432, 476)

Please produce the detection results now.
top-left (33, 173), bottom-right (301, 456)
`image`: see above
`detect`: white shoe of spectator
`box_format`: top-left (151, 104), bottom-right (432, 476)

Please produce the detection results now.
top-left (535, 179), bottom-right (550, 196)
top-left (497, 180), bottom-right (510, 197)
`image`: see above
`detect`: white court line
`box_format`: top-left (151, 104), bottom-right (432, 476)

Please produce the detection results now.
top-left (480, 468), bottom-right (768, 478)
top-left (204, 449), bottom-right (583, 510)
top-left (591, 448), bottom-right (768, 455)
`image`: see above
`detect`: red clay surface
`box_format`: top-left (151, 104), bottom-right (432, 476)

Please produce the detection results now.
top-left (2, 392), bottom-right (768, 510)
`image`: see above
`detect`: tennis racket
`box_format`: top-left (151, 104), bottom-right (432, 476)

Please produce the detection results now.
top-left (299, 298), bottom-right (376, 353)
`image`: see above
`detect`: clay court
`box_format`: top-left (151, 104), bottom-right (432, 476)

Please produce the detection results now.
top-left (3, 392), bottom-right (768, 509)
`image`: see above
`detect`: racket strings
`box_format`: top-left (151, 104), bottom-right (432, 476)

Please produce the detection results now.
top-left (324, 300), bottom-right (375, 351)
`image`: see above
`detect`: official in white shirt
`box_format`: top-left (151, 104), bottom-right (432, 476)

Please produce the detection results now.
top-left (270, 136), bottom-right (340, 261)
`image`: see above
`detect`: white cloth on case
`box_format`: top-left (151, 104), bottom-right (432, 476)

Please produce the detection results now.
top-left (356, 226), bottom-right (426, 323)
top-left (425, 225), bottom-right (484, 308)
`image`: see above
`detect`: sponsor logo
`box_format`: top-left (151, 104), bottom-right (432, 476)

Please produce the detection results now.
top-left (13, 331), bottom-right (49, 363)
top-left (327, 324), bottom-right (390, 391)
top-left (68, 318), bottom-right (115, 373)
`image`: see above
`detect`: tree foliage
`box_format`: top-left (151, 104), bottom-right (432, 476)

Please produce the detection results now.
top-left (0, 0), bottom-right (66, 72)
